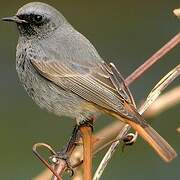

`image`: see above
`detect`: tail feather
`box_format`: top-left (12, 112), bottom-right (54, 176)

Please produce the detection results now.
top-left (127, 120), bottom-right (177, 162)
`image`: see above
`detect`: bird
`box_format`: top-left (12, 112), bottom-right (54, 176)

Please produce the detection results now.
top-left (2, 2), bottom-right (177, 162)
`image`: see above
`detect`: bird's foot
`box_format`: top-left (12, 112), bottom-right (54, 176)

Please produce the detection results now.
top-left (32, 125), bottom-right (81, 178)
top-left (49, 152), bottom-right (74, 176)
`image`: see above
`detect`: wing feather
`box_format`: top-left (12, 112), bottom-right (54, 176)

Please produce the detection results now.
top-left (31, 59), bottom-right (135, 119)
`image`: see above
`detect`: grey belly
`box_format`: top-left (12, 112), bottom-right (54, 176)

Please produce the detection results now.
top-left (16, 61), bottom-right (85, 118)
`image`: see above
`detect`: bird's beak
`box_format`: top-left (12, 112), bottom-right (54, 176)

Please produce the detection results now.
top-left (2, 16), bottom-right (27, 23)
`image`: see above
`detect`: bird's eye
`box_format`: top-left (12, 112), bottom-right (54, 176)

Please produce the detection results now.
top-left (33, 15), bottom-right (43, 24)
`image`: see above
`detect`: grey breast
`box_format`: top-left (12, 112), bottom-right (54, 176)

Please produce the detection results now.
top-left (15, 23), bottom-right (102, 118)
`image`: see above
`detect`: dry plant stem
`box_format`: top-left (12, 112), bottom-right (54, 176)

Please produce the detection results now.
top-left (93, 129), bottom-right (131, 180)
top-left (139, 64), bottom-right (180, 114)
top-left (72, 165), bottom-right (83, 180)
top-left (32, 143), bottom-right (62, 180)
top-left (52, 160), bottom-right (67, 180)
top-left (79, 126), bottom-right (93, 180)
top-left (71, 143), bottom-right (84, 180)
top-left (144, 86), bottom-right (180, 118)
top-left (93, 65), bottom-right (180, 180)
top-left (93, 125), bottom-right (129, 180)
top-left (125, 33), bottom-right (180, 86)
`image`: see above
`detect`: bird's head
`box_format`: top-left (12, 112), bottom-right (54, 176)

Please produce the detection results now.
top-left (2, 2), bottom-right (67, 39)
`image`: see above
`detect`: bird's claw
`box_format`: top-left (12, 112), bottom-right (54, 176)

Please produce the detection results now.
top-left (49, 153), bottom-right (74, 176)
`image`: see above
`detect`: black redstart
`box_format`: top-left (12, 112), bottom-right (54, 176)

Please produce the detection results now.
top-left (3, 2), bottom-right (177, 162)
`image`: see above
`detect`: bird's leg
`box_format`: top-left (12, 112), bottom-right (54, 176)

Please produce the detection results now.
top-left (55, 113), bottom-right (95, 157)
top-left (50, 115), bottom-right (95, 178)
top-left (59, 124), bottom-right (80, 154)
top-left (49, 124), bottom-right (81, 175)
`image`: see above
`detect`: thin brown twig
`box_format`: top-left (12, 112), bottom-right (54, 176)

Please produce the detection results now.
top-left (52, 160), bottom-right (67, 180)
top-left (79, 126), bottom-right (93, 180)
top-left (125, 33), bottom-right (180, 86)
top-left (32, 143), bottom-right (62, 180)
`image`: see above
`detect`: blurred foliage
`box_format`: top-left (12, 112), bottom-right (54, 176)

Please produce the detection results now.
top-left (0, 0), bottom-right (179, 179)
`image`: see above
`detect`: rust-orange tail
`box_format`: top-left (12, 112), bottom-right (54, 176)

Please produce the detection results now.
top-left (126, 120), bottom-right (177, 162)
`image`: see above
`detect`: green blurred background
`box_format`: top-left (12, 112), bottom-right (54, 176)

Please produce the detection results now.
top-left (0, 0), bottom-right (179, 179)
